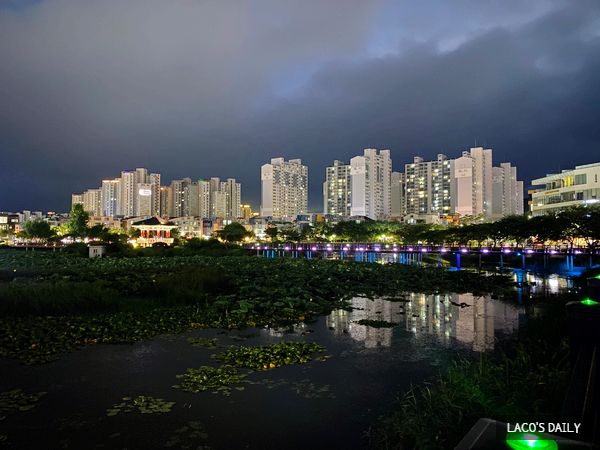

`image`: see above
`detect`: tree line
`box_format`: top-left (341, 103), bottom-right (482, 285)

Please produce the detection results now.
top-left (11, 204), bottom-right (600, 249)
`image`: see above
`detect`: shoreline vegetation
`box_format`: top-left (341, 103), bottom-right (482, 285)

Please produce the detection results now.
top-left (369, 297), bottom-right (572, 449)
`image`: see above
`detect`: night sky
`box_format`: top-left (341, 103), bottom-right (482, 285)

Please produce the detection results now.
top-left (1, 0), bottom-right (599, 212)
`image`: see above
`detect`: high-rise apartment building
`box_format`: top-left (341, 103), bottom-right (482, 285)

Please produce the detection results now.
top-left (492, 163), bottom-right (523, 218)
top-left (169, 178), bottom-right (192, 218)
top-left (198, 180), bottom-right (211, 218)
top-left (183, 182), bottom-right (200, 217)
top-left (350, 149), bottom-right (392, 219)
top-left (452, 147), bottom-right (493, 218)
top-left (149, 173), bottom-right (161, 216)
top-left (323, 160), bottom-right (352, 217)
top-left (159, 186), bottom-right (171, 217)
top-left (221, 178), bottom-right (241, 219)
top-left (531, 162), bottom-right (600, 216)
top-left (135, 183), bottom-right (153, 217)
top-left (71, 193), bottom-right (84, 208)
top-left (119, 171), bottom-right (137, 217)
top-left (261, 158), bottom-right (308, 219)
top-left (101, 179), bottom-right (121, 217)
top-left (390, 172), bottom-right (405, 217)
top-left (83, 189), bottom-right (102, 216)
top-left (405, 154), bottom-right (452, 216)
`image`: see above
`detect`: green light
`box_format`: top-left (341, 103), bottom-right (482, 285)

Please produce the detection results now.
top-left (595, 274), bottom-right (600, 279)
top-left (581, 298), bottom-right (599, 306)
top-left (506, 433), bottom-right (558, 450)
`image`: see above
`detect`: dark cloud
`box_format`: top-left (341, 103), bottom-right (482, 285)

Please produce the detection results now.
top-left (0, 0), bottom-right (598, 211)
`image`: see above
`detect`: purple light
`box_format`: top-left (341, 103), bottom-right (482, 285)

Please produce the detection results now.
top-left (392, 247), bottom-right (399, 251)
top-left (482, 249), bottom-right (490, 254)
top-left (441, 248), bottom-right (448, 253)
top-left (526, 249), bottom-right (534, 254)
top-left (284, 246), bottom-right (291, 251)
top-left (420, 248), bottom-right (428, 253)
top-left (460, 248), bottom-right (468, 253)
top-left (297, 246), bottom-right (302, 250)
top-left (408, 247), bottom-right (414, 252)
top-left (311, 246), bottom-right (317, 251)
top-left (550, 249), bottom-right (557, 254)
top-left (503, 249), bottom-right (512, 254)
top-left (575, 250), bottom-right (582, 254)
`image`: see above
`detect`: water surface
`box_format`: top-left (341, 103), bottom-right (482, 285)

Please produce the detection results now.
top-left (1, 293), bottom-right (526, 449)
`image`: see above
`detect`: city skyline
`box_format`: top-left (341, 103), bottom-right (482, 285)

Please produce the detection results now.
top-left (1, 0), bottom-right (599, 212)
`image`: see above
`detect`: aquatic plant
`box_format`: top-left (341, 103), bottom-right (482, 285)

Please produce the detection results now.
top-left (0, 389), bottom-right (46, 419)
top-left (216, 341), bottom-right (326, 370)
top-left (173, 366), bottom-right (247, 395)
top-left (106, 395), bottom-right (175, 416)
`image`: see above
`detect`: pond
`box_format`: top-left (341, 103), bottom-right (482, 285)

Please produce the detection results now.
top-left (0, 290), bottom-right (532, 450)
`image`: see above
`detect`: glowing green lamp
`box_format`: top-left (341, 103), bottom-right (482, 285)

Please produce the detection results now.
top-left (581, 297), bottom-right (599, 306)
top-left (506, 433), bottom-right (558, 450)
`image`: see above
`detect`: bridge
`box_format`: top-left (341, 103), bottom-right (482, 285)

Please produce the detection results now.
top-left (246, 243), bottom-right (600, 273)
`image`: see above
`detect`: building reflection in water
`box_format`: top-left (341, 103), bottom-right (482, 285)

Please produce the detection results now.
top-left (326, 294), bottom-right (522, 352)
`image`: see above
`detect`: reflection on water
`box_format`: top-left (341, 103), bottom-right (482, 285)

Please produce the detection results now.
top-left (327, 294), bottom-right (523, 352)
top-left (512, 271), bottom-right (574, 295)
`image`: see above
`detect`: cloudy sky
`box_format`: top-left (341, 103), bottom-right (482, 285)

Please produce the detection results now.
top-left (1, 0), bottom-right (599, 212)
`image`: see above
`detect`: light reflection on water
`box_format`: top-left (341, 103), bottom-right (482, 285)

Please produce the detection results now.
top-left (327, 294), bottom-right (523, 352)
top-left (512, 271), bottom-right (574, 295)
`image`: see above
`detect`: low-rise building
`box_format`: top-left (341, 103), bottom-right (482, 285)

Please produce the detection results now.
top-left (530, 162), bottom-right (600, 215)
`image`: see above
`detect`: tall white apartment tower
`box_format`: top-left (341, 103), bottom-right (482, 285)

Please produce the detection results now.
top-left (135, 183), bottom-right (153, 216)
top-left (323, 160), bottom-right (352, 217)
top-left (492, 163), bottom-right (524, 218)
top-left (452, 147), bottom-right (493, 218)
top-left (350, 149), bottom-right (392, 219)
top-left (222, 178), bottom-right (241, 219)
top-left (261, 158), bottom-right (308, 219)
top-left (101, 179), bottom-right (121, 217)
top-left (120, 170), bottom-right (137, 217)
top-left (470, 147), bottom-right (493, 218)
top-left (149, 173), bottom-right (161, 216)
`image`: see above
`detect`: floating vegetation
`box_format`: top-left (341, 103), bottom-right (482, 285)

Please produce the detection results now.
top-left (106, 396), bottom-right (175, 416)
top-left (0, 389), bottom-right (46, 419)
top-left (188, 337), bottom-right (218, 348)
top-left (165, 421), bottom-right (213, 449)
top-left (355, 319), bottom-right (398, 328)
top-left (0, 253), bottom-right (512, 364)
top-left (173, 366), bottom-right (247, 396)
top-left (216, 341), bottom-right (326, 370)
